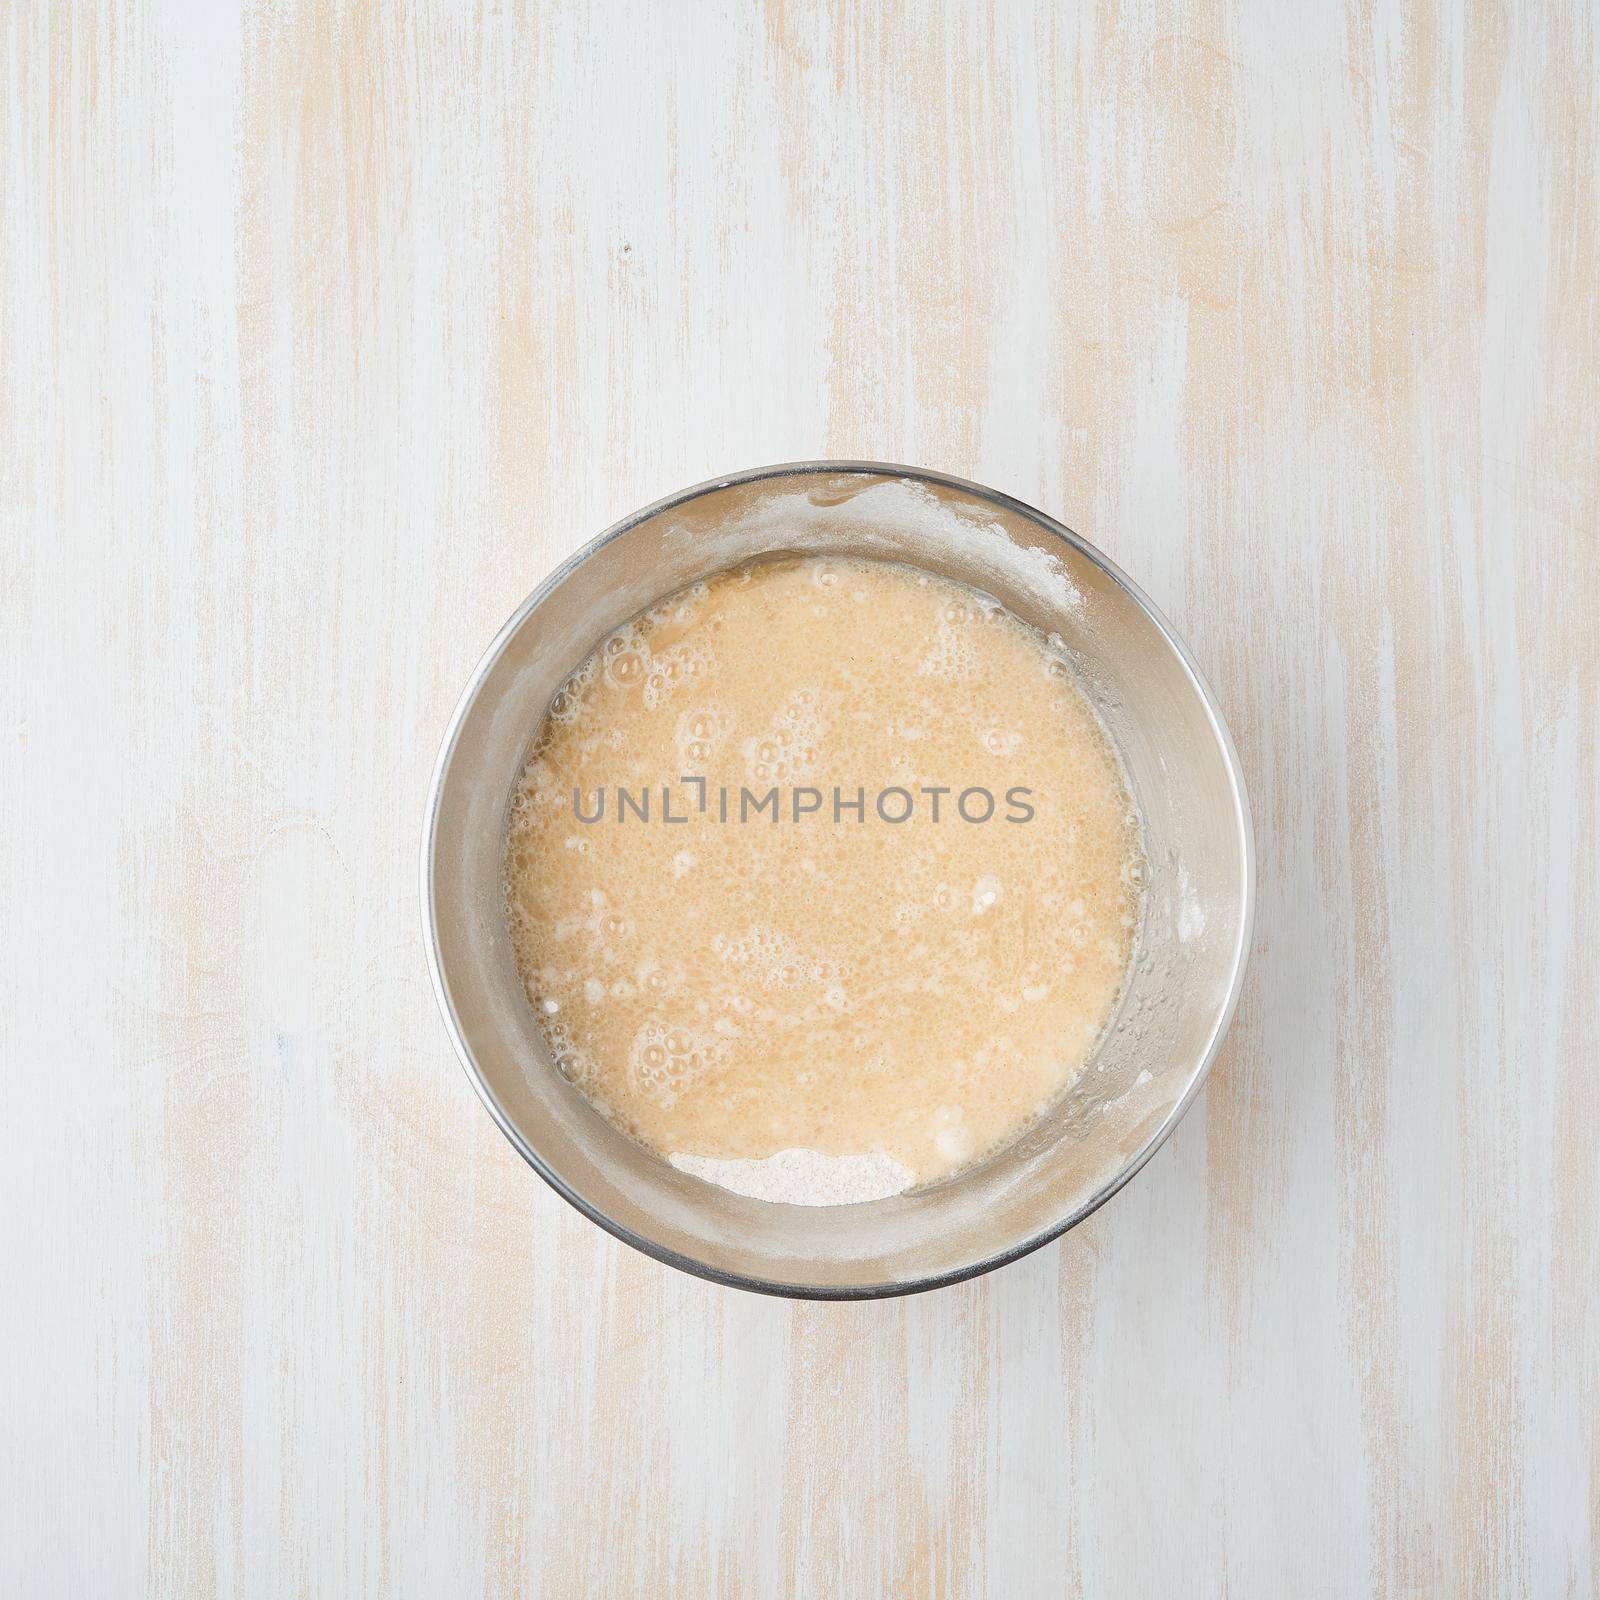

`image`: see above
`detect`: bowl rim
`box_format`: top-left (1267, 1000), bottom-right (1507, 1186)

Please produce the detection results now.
top-left (420, 459), bottom-right (1255, 1299)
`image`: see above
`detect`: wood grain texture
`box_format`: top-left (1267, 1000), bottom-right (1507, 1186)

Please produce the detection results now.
top-left (2, 0), bottom-right (1596, 1594)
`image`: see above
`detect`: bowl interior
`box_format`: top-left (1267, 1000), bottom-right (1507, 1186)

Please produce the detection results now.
top-left (424, 466), bottom-right (1251, 1296)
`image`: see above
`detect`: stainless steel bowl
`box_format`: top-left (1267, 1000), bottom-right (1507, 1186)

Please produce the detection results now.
top-left (422, 462), bottom-right (1253, 1298)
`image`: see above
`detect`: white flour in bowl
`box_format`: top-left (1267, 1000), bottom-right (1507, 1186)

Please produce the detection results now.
top-left (669, 1148), bottom-right (913, 1206)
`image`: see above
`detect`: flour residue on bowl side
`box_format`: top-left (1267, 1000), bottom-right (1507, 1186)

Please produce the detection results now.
top-left (667, 476), bottom-right (1088, 622)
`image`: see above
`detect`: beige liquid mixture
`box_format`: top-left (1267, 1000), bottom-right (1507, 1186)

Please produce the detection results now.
top-left (503, 555), bottom-right (1143, 1200)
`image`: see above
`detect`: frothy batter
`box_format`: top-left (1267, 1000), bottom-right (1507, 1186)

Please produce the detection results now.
top-left (503, 556), bottom-right (1142, 1195)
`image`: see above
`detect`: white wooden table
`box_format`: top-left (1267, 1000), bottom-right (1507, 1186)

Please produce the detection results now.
top-left (5, 2), bottom-right (1596, 1594)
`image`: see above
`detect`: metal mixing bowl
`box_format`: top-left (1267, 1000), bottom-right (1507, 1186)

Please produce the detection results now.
top-left (421, 462), bottom-right (1253, 1298)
